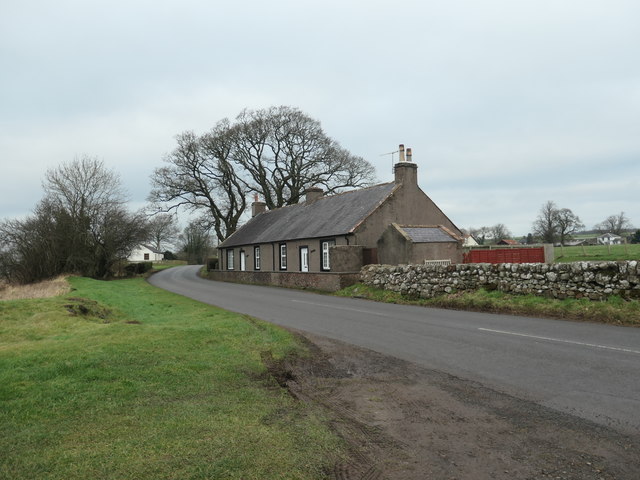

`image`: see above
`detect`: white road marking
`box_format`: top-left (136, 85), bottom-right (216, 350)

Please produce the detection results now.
top-left (291, 299), bottom-right (389, 317)
top-left (478, 328), bottom-right (640, 355)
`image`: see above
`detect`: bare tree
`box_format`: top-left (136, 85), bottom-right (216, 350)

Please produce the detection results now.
top-left (90, 207), bottom-right (149, 277)
top-left (149, 106), bottom-right (377, 242)
top-left (146, 214), bottom-right (180, 252)
top-left (469, 226), bottom-right (491, 245)
top-left (230, 106), bottom-right (376, 208)
top-left (44, 155), bottom-right (125, 218)
top-left (532, 201), bottom-right (559, 244)
top-left (525, 233), bottom-right (534, 244)
top-left (594, 211), bottom-right (632, 235)
top-left (43, 156), bottom-right (149, 277)
top-left (178, 219), bottom-right (212, 265)
top-left (149, 126), bottom-right (247, 243)
top-left (490, 223), bottom-right (512, 243)
top-left (0, 200), bottom-right (71, 283)
top-left (556, 208), bottom-right (584, 245)
top-left (0, 157), bottom-right (148, 282)
top-left (532, 201), bottom-right (584, 245)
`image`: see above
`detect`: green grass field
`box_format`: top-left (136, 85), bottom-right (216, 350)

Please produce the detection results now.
top-left (0, 278), bottom-right (342, 479)
top-left (554, 244), bottom-right (640, 262)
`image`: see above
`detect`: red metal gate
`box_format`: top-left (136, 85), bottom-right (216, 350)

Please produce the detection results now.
top-left (463, 247), bottom-right (545, 264)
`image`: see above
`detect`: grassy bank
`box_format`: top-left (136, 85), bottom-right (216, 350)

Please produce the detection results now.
top-left (0, 275), bottom-right (70, 300)
top-left (0, 277), bottom-right (342, 479)
top-left (336, 283), bottom-right (640, 326)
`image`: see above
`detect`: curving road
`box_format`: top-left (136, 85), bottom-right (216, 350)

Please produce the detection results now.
top-left (149, 265), bottom-right (640, 435)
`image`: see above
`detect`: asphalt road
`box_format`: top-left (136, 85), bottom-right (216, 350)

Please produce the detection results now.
top-left (149, 265), bottom-right (640, 435)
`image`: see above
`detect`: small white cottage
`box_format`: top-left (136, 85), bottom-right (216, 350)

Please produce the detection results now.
top-left (597, 233), bottom-right (623, 245)
top-left (128, 245), bottom-right (165, 262)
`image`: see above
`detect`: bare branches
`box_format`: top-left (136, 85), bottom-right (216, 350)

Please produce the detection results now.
top-left (149, 126), bottom-right (247, 242)
top-left (532, 201), bottom-right (559, 244)
top-left (230, 106), bottom-right (375, 208)
top-left (149, 106), bottom-right (377, 242)
top-left (146, 214), bottom-right (180, 252)
top-left (490, 223), bottom-right (512, 242)
top-left (532, 201), bottom-right (584, 245)
top-left (556, 208), bottom-right (584, 245)
top-left (467, 225), bottom-right (512, 245)
top-left (177, 220), bottom-right (213, 265)
top-left (594, 212), bottom-right (632, 235)
top-left (43, 155), bottom-right (125, 219)
top-left (1, 157), bottom-right (149, 283)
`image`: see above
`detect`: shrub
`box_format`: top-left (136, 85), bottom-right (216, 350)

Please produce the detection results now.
top-left (124, 262), bottom-right (153, 276)
top-left (163, 250), bottom-right (177, 260)
top-left (207, 257), bottom-right (219, 271)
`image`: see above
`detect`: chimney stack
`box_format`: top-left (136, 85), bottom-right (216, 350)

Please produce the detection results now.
top-left (394, 144), bottom-right (418, 187)
top-left (305, 187), bottom-right (324, 204)
top-left (251, 194), bottom-right (266, 217)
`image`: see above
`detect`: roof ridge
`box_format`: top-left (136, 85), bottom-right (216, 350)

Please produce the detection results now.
top-left (253, 181), bottom-right (394, 215)
top-left (219, 182), bottom-right (397, 248)
top-left (398, 224), bottom-right (463, 242)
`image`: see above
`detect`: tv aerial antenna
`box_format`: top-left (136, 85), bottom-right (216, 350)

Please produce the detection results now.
top-left (379, 148), bottom-right (399, 174)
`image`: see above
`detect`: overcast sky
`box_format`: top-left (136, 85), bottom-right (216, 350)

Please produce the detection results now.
top-left (1, 0), bottom-right (638, 236)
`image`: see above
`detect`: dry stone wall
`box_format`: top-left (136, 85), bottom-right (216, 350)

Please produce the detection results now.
top-left (361, 261), bottom-right (640, 300)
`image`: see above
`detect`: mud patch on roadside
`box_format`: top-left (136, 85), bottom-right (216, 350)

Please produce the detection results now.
top-left (271, 331), bottom-right (640, 480)
top-left (64, 297), bottom-right (113, 322)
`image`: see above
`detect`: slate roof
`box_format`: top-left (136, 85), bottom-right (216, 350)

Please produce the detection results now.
top-left (497, 239), bottom-right (519, 245)
top-left (141, 244), bottom-right (164, 254)
top-left (398, 225), bottom-right (460, 243)
top-left (219, 182), bottom-right (397, 248)
top-left (597, 232), bottom-right (622, 239)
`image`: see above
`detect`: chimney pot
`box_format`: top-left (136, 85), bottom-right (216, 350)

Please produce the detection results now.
top-left (251, 196), bottom-right (266, 217)
top-left (394, 146), bottom-right (418, 187)
top-left (399, 144), bottom-right (405, 162)
top-left (305, 187), bottom-right (324, 204)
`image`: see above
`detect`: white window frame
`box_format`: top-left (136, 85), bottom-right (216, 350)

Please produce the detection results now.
top-left (321, 239), bottom-right (336, 271)
top-left (254, 246), bottom-right (261, 270)
top-left (239, 250), bottom-right (246, 271)
top-left (279, 243), bottom-right (287, 270)
top-left (299, 246), bottom-right (309, 272)
top-left (227, 249), bottom-right (234, 270)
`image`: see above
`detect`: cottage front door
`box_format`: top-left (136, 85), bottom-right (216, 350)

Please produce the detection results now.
top-left (300, 247), bottom-right (309, 272)
top-left (239, 250), bottom-right (246, 271)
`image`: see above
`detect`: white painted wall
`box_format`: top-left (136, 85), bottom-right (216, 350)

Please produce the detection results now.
top-left (128, 245), bottom-right (164, 262)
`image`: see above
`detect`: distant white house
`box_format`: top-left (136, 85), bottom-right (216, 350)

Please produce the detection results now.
top-left (462, 234), bottom-right (479, 247)
top-left (128, 245), bottom-right (164, 262)
top-left (597, 233), bottom-right (623, 245)
top-left (564, 239), bottom-right (587, 247)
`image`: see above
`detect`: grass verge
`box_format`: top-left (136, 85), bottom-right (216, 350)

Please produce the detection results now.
top-left (0, 277), bottom-right (343, 479)
top-left (151, 260), bottom-right (188, 271)
top-left (336, 283), bottom-right (640, 327)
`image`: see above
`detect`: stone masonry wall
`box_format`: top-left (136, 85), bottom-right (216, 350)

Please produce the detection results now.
top-left (361, 261), bottom-right (640, 300)
top-left (205, 270), bottom-right (360, 292)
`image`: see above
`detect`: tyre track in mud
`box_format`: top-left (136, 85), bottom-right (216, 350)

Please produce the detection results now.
top-left (265, 330), bottom-right (640, 480)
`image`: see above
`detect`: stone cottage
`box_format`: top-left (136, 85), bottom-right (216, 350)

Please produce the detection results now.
top-left (214, 145), bottom-right (462, 289)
